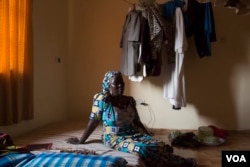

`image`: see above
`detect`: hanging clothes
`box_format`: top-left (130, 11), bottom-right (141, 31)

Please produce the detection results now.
top-left (120, 10), bottom-right (143, 76)
top-left (161, 0), bottom-right (185, 64)
top-left (120, 3), bottom-right (167, 78)
top-left (163, 7), bottom-right (188, 109)
top-left (186, 0), bottom-right (216, 57)
top-left (140, 6), bottom-right (163, 76)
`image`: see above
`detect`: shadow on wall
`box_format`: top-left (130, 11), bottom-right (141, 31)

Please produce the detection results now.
top-left (184, 7), bottom-right (249, 130)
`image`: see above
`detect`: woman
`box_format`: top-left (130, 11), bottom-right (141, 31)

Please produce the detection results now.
top-left (67, 70), bottom-right (198, 167)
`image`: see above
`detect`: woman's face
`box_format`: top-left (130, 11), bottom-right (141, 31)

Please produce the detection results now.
top-left (109, 74), bottom-right (125, 96)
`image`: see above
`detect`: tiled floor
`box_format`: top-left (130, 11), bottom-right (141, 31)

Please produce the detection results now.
top-left (153, 129), bottom-right (250, 167)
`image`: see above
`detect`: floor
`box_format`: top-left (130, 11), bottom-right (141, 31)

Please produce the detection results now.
top-left (153, 129), bottom-right (250, 167)
top-left (13, 121), bottom-right (250, 167)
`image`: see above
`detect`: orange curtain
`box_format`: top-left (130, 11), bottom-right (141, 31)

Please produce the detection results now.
top-left (0, 0), bottom-right (33, 125)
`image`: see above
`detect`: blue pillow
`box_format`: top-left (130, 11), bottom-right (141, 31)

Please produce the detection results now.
top-left (21, 152), bottom-right (128, 167)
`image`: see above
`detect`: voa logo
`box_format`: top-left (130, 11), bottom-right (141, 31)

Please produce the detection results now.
top-left (226, 155), bottom-right (247, 163)
top-left (222, 151), bottom-right (250, 167)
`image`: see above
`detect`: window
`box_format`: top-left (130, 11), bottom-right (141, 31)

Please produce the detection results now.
top-left (0, 0), bottom-right (33, 125)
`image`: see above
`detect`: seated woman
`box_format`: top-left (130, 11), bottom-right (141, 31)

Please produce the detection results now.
top-left (67, 70), bottom-right (198, 167)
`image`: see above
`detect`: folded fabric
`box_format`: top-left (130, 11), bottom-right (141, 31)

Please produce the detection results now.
top-left (1, 132), bottom-right (28, 155)
top-left (0, 132), bottom-right (14, 149)
top-left (0, 152), bottom-right (35, 167)
top-left (170, 132), bottom-right (201, 148)
top-left (18, 152), bottom-right (128, 167)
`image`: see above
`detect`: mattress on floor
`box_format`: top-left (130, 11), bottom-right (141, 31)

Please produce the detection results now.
top-left (13, 121), bottom-right (148, 167)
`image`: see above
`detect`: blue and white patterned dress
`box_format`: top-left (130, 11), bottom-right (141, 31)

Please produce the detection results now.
top-left (89, 92), bottom-right (185, 166)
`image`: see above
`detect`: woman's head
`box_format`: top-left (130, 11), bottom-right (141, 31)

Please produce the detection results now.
top-left (102, 71), bottom-right (124, 96)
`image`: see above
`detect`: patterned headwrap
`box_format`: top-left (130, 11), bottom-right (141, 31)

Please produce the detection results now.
top-left (102, 71), bottom-right (122, 93)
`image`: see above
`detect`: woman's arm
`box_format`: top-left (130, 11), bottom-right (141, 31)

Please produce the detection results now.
top-left (66, 119), bottom-right (100, 144)
top-left (79, 119), bottom-right (100, 144)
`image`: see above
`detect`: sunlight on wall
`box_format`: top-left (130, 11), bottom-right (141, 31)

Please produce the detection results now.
top-left (231, 65), bottom-right (250, 129)
top-left (228, 30), bottom-right (250, 130)
top-left (129, 79), bottom-right (201, 130)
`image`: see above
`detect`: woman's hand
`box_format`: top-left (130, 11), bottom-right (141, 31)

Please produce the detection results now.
top-left (66, 137), bottom-right (80, 144)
